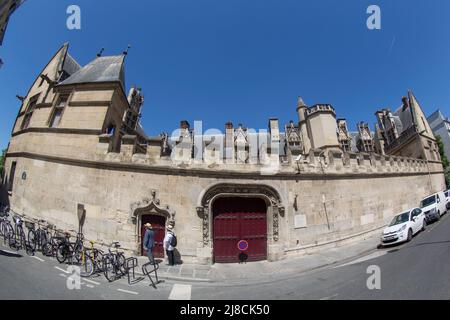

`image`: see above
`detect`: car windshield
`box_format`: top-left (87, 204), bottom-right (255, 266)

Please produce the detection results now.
top-left (420, 196), bottom-right (436, 208)
top-left (389, 212), bottom-right (410, 226)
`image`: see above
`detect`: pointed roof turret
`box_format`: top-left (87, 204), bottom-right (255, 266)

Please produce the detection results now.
top-left (297, 97), bottom-right (307, 109)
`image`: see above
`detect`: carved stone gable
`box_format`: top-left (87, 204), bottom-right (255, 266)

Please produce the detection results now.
top-left (130, 190), bottom-right (175, 224)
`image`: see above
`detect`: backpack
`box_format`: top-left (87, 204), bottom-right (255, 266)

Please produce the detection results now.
top-left (170, 233), bottom-right (177, 247)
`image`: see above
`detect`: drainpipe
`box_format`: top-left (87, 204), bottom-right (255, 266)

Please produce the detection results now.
top-left (322, 194), bottom-right (331, 231)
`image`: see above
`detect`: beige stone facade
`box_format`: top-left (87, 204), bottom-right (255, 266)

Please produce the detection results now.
top-left (1, 43), bottom-right (446, 264)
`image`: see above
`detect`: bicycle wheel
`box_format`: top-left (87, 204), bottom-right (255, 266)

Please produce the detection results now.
top-left (102, 255), bottom-right (116, 282)
top-left (42, 242), bottom-right (52, 256)
top-left (28, 230), bottom-right (37, 252)
top-left (39, 231), bottom-right (48, 251)
top-left (22, 231), bottom-right (34, 255)
top-left (72, 244), bottom-right (83, 264)
top-left (2, 222), bottom-right (13, 245)
top-left (116, 253), bottom-right (128, 276)
top-left (80, 255), bottom-right (94, 278)
top-left (7, 228), bottom-right (15, 249)
top-left (56, 243), bottom-right (69, 263)
top-left (95, 250), bottom-right (104, 272)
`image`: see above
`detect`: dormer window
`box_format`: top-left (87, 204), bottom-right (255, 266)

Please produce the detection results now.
top-left (49, 95), bottom-right (68, 128)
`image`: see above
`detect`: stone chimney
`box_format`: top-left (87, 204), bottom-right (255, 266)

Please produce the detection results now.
top-left (180, 120), bottom-right (190, 130)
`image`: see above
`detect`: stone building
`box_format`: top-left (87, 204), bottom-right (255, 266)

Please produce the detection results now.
top-left (0, 0), bottom-right (23, 45)
top-left (427, 109), bottom-right (450, 172)
top-left (1, 44), bottom-right (446, 264)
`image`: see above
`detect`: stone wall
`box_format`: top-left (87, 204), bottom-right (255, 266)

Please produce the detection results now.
top-left (2, 146), bottom-right (445, 264)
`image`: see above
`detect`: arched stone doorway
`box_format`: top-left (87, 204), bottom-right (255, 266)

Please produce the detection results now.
top-left (213, 196), bottom-right (268, 263)
top-left (197, 183), bottom-right (285, 264)
top-left (130, 190), bottom-right (175, 257)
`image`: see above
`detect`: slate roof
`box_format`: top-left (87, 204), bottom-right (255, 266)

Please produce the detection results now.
top-left (58, 55), bottom-right (126, 89)
top-left (62, 53), bottom-right (81, 76)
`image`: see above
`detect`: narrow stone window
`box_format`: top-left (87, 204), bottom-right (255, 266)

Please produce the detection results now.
top-left (21, 97), bottom-right (38, 130)
top-left (8, 161), bottom-right (17, 192)
top-left (49, 95), bottom-right (68, 128)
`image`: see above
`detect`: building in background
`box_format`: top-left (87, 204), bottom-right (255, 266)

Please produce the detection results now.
top-left (374, 92), bottom-right (440, 162)
top-left (428, 109), bottom-right (450, 171)
top-left (0, 0), bottom-right (25, 68)
top-left (0, 0), bottom-right (24, 45)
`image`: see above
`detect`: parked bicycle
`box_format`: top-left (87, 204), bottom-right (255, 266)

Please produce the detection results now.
top-left (77, 240), bottom-right (104, 278)
top-left (41, 224), bottom-right (65, 257)
top-left (8, 213), bottom-right (34, 255)
top-left (56, 230), bottom-right (83, 264)
top-left (0, 206), bottom-right (14, 245)
top-left (27, 218), bottom-right (49, 253)
top-left (102, 242), bottom-right (127, 282)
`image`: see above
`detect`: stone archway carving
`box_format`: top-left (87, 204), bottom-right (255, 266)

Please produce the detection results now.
top-left (130, 190), bottom-right (175, 255)
top-left (196, 183), bottom-right (285, 246)
top-left (130, 190), bottom-right (175, 224)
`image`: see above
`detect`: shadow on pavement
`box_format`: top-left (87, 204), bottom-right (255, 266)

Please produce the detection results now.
top-left (0, 249), bottom-right (23, 258)
top-left (407, 240), bottom-right (450, 248)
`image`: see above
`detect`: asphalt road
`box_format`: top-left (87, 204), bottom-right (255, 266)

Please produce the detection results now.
top-left (1, 211), bottom-right (449, 300)
top-left (191, 211), bottom-right (450, 300)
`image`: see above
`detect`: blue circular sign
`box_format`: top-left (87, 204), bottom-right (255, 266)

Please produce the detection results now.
top-left (238, 240), bottom-right (249, 251)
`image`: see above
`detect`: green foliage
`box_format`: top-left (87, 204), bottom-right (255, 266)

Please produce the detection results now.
top-left (0, 149), bottom-right (5, 177)
top-left (436, 136), bottom-right (449, 169)
top-left (446, 172), bottom-right (450, 189)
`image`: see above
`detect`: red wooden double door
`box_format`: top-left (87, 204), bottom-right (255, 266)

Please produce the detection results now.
top-left (141, 215), bottom-right (166, 258)
top-left (213, 197), bottom-right (268, 263)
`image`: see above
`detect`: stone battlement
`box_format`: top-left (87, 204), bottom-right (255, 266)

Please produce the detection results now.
top-left (94, 133), bottom-right (440, 177)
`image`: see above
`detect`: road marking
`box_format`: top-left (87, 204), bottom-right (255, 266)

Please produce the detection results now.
top-left (55, 266), bottom-right (70, 274)
top-left (83, 278), bottom-right (100, 286)
top-left (334, 251), bottom-right (387, 268)
top-left (85, 284), bottom-right (94, 288)
top-left (32, 256), bottom-right (45, 262)
top-left (169, 284), bottom-right (192, 300)
top-left (320, 293), bottom-right (339, 300)
top-left (117, 289), bottom-right (139, 295)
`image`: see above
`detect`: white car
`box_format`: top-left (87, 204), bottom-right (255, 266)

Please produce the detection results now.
top-left (420, 191), bottom-right (447, 223)
top-left (380, 208), bottom-right (426, 246)
top-left (445, 190), bottom-right (450, 210)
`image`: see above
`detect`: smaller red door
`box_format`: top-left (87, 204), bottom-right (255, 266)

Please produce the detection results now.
top-left (141, 215), bottom-right (166, 258)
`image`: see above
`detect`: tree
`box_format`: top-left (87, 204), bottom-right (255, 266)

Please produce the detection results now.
top-left (0, 149), bottom-right (5, 178)
top-left (436, 136), bottom-right (450, 188)
top-left (436, 136), bottom-right (449, 169)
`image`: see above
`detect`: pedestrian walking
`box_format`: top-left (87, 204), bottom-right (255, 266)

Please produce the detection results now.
top-left (143, 223), bottom-right (155, 264)
top-left (163, 225), bottom-right (176, 266)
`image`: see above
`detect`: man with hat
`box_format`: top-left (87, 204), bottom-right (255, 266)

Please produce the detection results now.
top-left (143, 223), bottom-right (155, 264)
top-left (163, 224), bottom-right (176, 266)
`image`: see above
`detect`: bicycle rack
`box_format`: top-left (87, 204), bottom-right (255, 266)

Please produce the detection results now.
top-left (125, 257), bottom-right (144, 285)
top-left (142, 261), bottom-right (161, 289)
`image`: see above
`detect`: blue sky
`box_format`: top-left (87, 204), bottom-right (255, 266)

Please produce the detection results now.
top-left (0, 0), bottom-right (449, 149)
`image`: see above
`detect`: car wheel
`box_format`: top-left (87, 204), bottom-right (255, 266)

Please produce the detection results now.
top-left (422, 220), bottom-right (426, 231)
top-left (437, 211), bottom-right (441, 221)
top-left (407, 229), bottom-right (413, 242)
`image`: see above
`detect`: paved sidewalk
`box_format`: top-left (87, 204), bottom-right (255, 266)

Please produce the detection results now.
top-left (135, 234), bottom-right (382, 284)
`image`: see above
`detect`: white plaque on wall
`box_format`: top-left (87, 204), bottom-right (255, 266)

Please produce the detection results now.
top-left (294, 214), bottom-right (307, 229)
